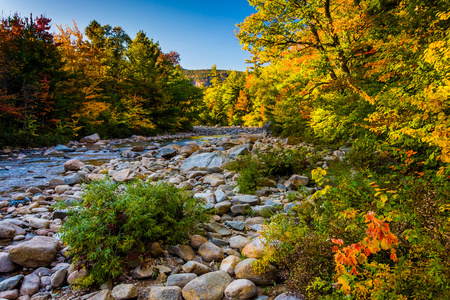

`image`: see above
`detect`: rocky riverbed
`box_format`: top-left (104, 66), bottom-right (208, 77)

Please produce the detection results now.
top-left (0, 126), bottom-right (344, 300)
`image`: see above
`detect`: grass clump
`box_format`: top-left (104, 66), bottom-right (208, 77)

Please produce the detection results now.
top-left (57, 180), bottom-right (209, 286)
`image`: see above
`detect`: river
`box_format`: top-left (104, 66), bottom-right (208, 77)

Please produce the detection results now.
top-left (0, 134), bottom-right (235, 201)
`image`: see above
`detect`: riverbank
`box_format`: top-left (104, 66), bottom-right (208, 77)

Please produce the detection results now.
top-left (0, 126), bottom-right (267, 201)
top-left (0, 126), bottom-right (338, 300)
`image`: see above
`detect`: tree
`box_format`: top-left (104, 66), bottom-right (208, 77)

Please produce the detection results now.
top-left (0, 14), bottom-right (63, 145)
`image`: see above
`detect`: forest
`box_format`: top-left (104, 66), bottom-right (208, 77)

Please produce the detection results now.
top-left (0, 0), bottom-right (449, 297)
top-left (200, 0), bottom-right (449, 298)
top-left (0, 16), bottom-right (203, 147)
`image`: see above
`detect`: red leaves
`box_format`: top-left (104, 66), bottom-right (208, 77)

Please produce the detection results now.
top-left (332, 238), bottom-right (344, 246)
top-left (35, 15), bottom-right (51, 32)
top-left (333, 211), bottom-right (399, 294)
top-left (390, 252), bottom-right (398, 262)
top-left (159, 51), bottom-right (180, 66)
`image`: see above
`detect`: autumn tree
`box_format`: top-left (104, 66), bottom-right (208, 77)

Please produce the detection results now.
top-left (0, 14), bottom-right (64, 145)
top-left (235, 1), bottom-right (450, 298)
top-left (54, 21), bottom-right (108, 136)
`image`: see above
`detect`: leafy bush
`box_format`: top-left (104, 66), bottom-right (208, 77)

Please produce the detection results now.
top-left (57, 180), bottom-right (209, 286)
top-left (257, 160), bottom-right (450, 299)
top-left (227, 147), bottom-right (309, 193)
top-left (236, 160), bottom-right (262, 194)
top-left (259, 147), bottom-right (309, 177)
top-left (254, 206), bottom-right (335, 299)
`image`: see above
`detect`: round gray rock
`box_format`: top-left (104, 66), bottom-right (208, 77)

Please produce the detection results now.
top-left (63, 159), bottom-right (85, 172)
top-left (0, 252), bottom-right (17, 273)
top-left (229, 236), bottom-right (250, 251)
top-left (166, 273), bottom-right (197, 288)
top-left (148, 286), bottom-right (182, 300)
top-left (182, 270), bottom-right (232, 300)
top-left (0, 223), bottom-right (15, 239)
top-left (20, 273), bottom-right (40, 296)
top-left (198, 242), bottom-right (224, 262)
top-left (224, 279), bottom-right (257, 300)
top-left (235, 258), bottom-right (277, 286)
top-left (111, 284), bottom-right (138, 300)
top-left (181, 261), bottom-right (210, 275)
top-left (51, 269), bottom-right (68, 287)
top-left (0, 275), bottom-right (23, 292)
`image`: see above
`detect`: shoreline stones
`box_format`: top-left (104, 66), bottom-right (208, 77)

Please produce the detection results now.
top-left (8, 236), bottom-right (60, 268)
top-left (0, 126), bottom-right (335, 299)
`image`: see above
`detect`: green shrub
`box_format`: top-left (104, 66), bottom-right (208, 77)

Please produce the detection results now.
top-left (259, 147), bottom-right (309, 177)
top-left (57, 180), bottom-right (209, 286)
top-left (227, 153), bottom-right (263, 194)
top-left (236, 159), bottom-right (262, 194)
top-left (227, 147), bottom-right (310, 193)
top-left (254, 206), bottom-right (335, 299)
top-left (257, 159), bottom-right (450, 299)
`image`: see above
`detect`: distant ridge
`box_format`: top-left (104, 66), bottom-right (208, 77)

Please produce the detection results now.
top-left (183, 69), bottom-right (243, 87)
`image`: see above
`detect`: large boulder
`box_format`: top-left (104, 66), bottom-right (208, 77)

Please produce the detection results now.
top-left (203, 174), bottom-right (225, 187)
top-left (28, 218), bottom-right (50, 229)
top-left (180, 152), bottom-right (230, 171)
top-left (48, 178), bottom-right (65, 189)
top-left (80, 133), bottom-right (100, 143)
top-left (228, 145), bottom-right (251, 157)
top-left (229, 236), bottom-right (250, 251)
top-left (64, 159), bottom-right (85, 172)
top-left (189, 235), bottom-right (207, 250)
top-left (284, 174), bottom-right (309, 190)
top-left (182, 271), bottom-right (232, 300)
top-left (51, 269), bottom-right (68, 288)
top-left (64, 173), bottom-right (88, 185)
top-left (215, 201), bottom-right (231, 215)
top-left (111, 169), bottom-right (133, 182)
top-left (8, 236), bottom-right (60, 267)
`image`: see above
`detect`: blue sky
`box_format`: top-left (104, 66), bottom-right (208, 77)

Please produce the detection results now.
top-left (0, 0), bottom-right (255, 71)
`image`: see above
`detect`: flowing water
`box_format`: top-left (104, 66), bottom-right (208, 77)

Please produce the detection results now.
top-left (0, 135), bottom-right (233, 201)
